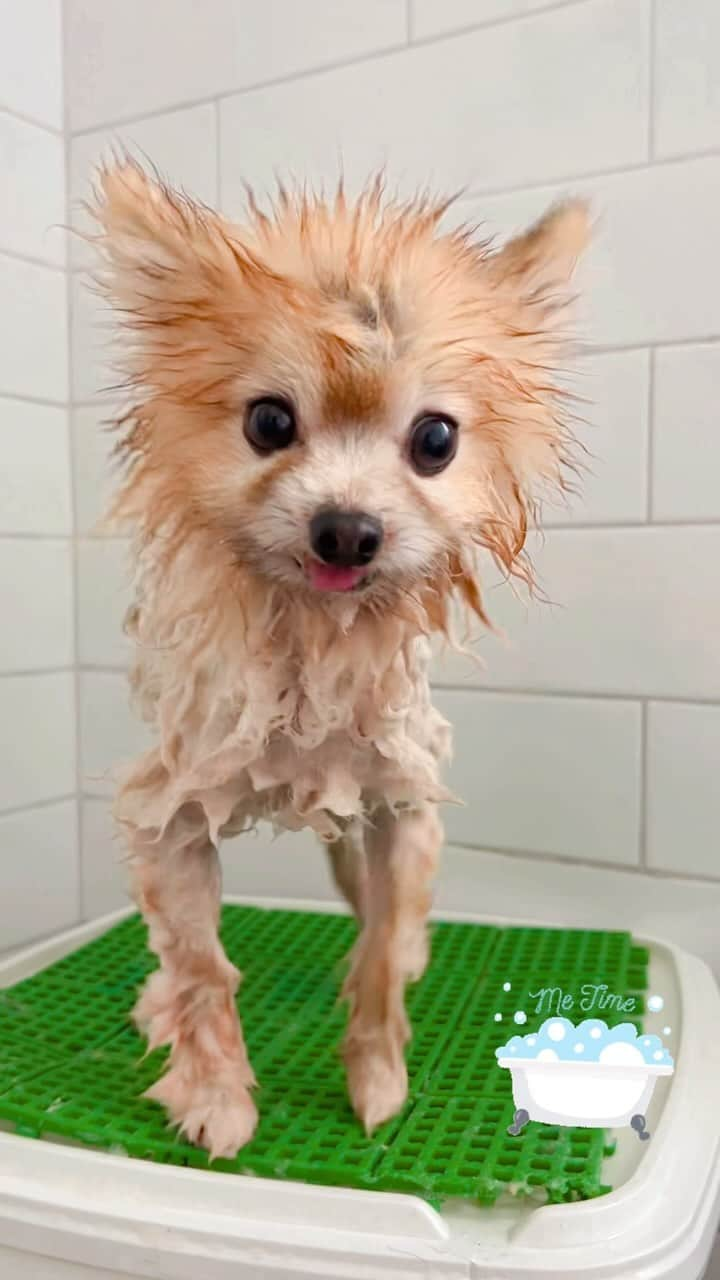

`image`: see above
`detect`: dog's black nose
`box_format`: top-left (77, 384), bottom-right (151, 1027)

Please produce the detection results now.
top-left (309, 508), bottom-right (383, 567)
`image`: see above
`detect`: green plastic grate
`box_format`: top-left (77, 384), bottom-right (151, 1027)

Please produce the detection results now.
top-left (0, 906), bottom-right (649, 1206)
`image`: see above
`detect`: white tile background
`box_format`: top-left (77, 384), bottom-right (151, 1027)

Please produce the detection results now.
top-left (2, 1), bottom-right (720, 975)
top-left (0, 1), bottom-right (75, 950)
top-left (0, 0), bottom-right (63, 130)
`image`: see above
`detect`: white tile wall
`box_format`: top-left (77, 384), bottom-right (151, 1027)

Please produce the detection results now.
top-left (436, 689), bottom-right (642, 863)
top-left (64, 0), bottom-right (238, 131)
top-left (652, 342), bottom-right (720, 520)
top-left (0, 1), bottom-right (72, 951)
top-left (435, 843), bottom-right (720, 964)
top-left (70, 274), bottom-right (113, 403)
top-left (0, 674), bottom-right (75, 812)
top-left (0, 255), bottom-right (68, 402)
top-left (82, 796), bottom-right (330, 918)
top-left (0, 0), bottom-right (63, 130)
top-left (0, 540), bottom-right (73, 672)
top-left (71, 403), bottom-right (121, 535)
top-left (436, 527), bottom-right (720, 700)
top-left (549, 349), bottom-right (649, 526)
top-left (221, 825), bottom-right (330, 901)
top-left (220, 0), bottom-right (649, 209)
top-left (654, 0), bottom-right (720, 158)
top-left (76, 538), bottom-right (132, 667)
top-left (411, 0), bottom-right (572, 40)
top-left (229, 0), bottom-right (407, 86)
top-left (457, 154), bottom-right (720, 347)
top-left (81, 797), bottom-right (130, 918)
top-left (60, 0), bottom-right (720, 978)
top-left (0, 801), bottom-right (79, 948)
top-left (0, 114), bottom-right (65, 265)
top-left (0, 399), bottom-right (71, 535)
top-left (80, 671), bottom-right (151, 796)
top-left (647, 702), bottom-right (720, 877)
top-left (65, 0), bottom-right (407, 132)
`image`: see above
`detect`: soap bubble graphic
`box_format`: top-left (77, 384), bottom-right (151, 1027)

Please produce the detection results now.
top-left (647, 995), bottom-right (664, 1013)
top-left (514, 1011), bottom-right (527, 1025)
top-left (496, 1016), bottom-right (674, 1067)
top-left (663, 1026), bottom-right (671, 1036)
top-left (494, 1013), bottom-right (503, 1022)
top-left (503, 982), bottom-right (512, 992)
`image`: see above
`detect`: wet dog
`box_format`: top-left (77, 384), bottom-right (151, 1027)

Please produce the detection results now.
top-left (91, 163), bottom-right (587, 1156)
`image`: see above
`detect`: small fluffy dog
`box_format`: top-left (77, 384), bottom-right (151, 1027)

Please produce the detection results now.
top-left (92, 162), bottom-right (587, 1159)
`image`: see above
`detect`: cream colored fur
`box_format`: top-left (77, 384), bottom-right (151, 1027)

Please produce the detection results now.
top-left (90, 163), bottom-right (587, 1157)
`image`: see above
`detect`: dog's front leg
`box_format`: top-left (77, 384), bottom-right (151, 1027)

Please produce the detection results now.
top-left (326, 821), bottom-right (368, 921)
top-left (128, 802), bottom-right (257, 1159)
top-left (342, 803), bottom-right (442, 1133)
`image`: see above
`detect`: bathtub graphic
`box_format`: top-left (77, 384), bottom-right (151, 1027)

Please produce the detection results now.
top-left (496, 1017), bottom-right (674, 1138)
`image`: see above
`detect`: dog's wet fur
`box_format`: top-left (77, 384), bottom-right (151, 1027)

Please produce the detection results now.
top-left (91, 162), bottom-right (587, 1156)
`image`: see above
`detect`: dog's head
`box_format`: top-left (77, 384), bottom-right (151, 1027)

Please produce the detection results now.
top-left (93, 163), bottom-right (587, 623)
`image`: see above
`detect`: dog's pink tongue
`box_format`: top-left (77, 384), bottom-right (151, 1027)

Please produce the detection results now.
top-left (307, 561), bottom-right (364, 592)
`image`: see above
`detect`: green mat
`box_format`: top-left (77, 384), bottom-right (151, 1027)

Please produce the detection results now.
top-left (0, 906), bottom-right (648, 1206)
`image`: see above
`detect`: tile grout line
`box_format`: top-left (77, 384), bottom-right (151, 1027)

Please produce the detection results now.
top-left (647, 0), bottom-right (657, 162)
top-left (431, 684), bottom-right (720, 707)
top-left (573, 335), bottom-right (720, 358)
top-left (4, 664), bottom-right (714, 711)
top-left (214, 99), bottom-right (222, 209)
top-left (0, 668), bottom-right (75, 679)
top-left (447, 839), bottom-right (720, 886)
top-left (540, 516), bottom-right (720, 530)
top-left (70, 40), bottom-right (410, 137)
top-left (409, 0), bottom-right (590, 47)
top-left (452, 145), bottom-right (720, 205)
top-left (15, 518), bottom-right (720, 539)
top-left (0, 794), bottom-right (77, 821)
top-left (639, 699), bottom-right (649, 869)
top-left (405, 0), bottom-right (413, 43)
top-left (0, 102), bottom-right (64, 137)
top-left (646, 346), bottom-right (656, 520)
top-left (61, 0), bottom-right (86, 926)
top-left (68, 1), bottom-right (595, 139)
top-left (0, 534), bottom-right (75, 542)
top-left (63, 811), bottom-right (720, 889)
top-left (0, 391), bottom-right (68, 410)
top-left (0, 246), bottom-right (65, 275)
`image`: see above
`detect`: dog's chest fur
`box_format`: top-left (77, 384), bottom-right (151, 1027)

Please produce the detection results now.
top-left (115, 553), bottom-right (452, 847)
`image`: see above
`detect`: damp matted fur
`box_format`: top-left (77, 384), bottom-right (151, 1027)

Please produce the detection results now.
top-left (88, 161), bottom-right (588, 1155)
top-left (92, 163), bottom-right (586, 847)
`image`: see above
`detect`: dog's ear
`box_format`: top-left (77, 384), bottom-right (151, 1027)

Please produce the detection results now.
top-left (488, 199), bottom-right (590, 315)
top-left (90, 160), bottom-right (234, 309)
top-left (471, 203), bottom-right (590, 580)
top-left (88, 160), bottom-right (269, 400)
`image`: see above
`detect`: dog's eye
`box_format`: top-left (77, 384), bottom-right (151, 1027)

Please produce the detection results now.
top-left (409, 414), bottom-right (458, 475)
top-left (245, 397), bottom-right (296, 453)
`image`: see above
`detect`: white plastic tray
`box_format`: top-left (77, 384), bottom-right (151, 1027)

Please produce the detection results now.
top-left (0, 898), bottom-right (719, 1280)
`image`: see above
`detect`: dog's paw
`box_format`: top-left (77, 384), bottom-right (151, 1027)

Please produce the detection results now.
top-left (146, 1068), bottom-right (258, 1160)
top-left (344, 1043), bottom-right (408, 1135)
